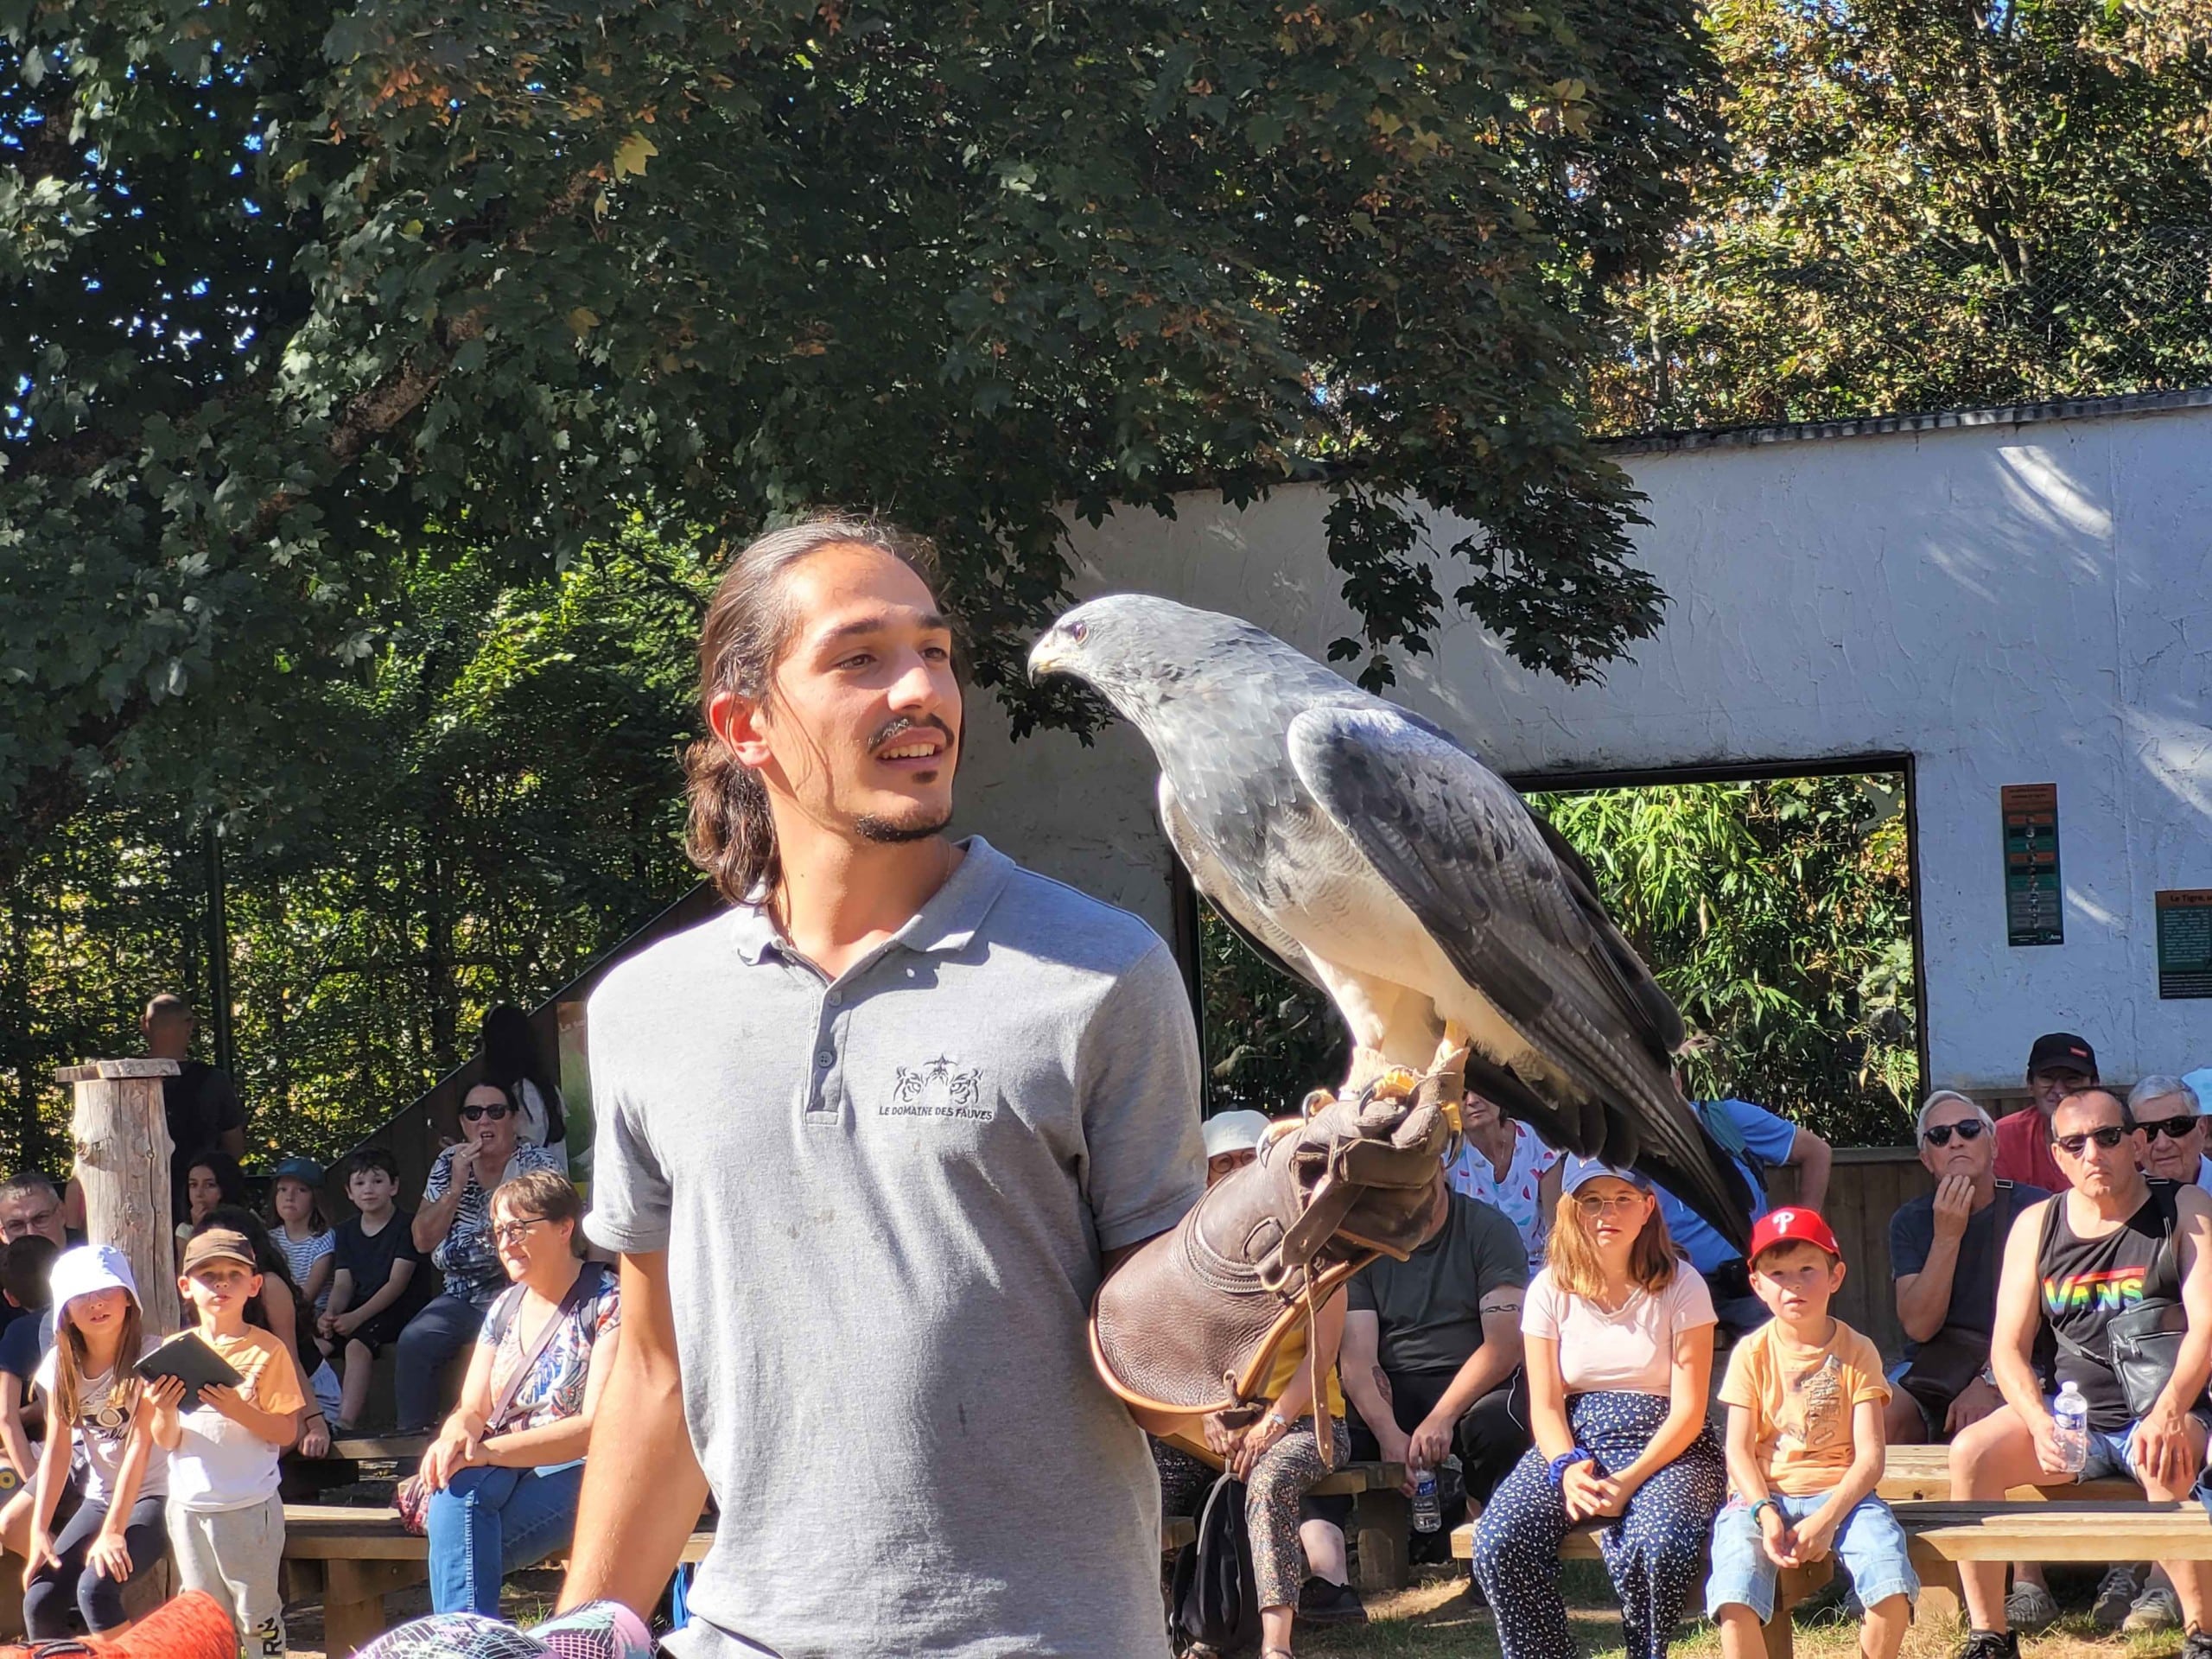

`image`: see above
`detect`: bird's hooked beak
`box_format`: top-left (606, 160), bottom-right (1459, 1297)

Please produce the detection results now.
top-left (1026, 618), bottom-right (1084, 683)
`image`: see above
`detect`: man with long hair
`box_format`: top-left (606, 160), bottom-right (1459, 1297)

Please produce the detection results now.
top-left (559, 517), bottom-right (1205, 1656)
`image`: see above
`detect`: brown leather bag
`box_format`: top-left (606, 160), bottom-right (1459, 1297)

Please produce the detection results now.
top-left (1091, 1055), bottom-right (1459, 1465)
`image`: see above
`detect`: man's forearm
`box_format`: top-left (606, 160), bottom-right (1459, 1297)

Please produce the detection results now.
top-left (1992, 1342), bottom-right (2044, 1418)
top-left (561, 1255), bottom-right (712, 1614)
top-left (1896, 1246), bottom-right (1963, 1342)
top-left (1427, 1342), bottom-right (1518, 1427)
top-left (2159, 1327), bottom-right (2212, 1418)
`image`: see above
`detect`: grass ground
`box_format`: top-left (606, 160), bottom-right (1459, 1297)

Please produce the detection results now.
top-left (1294, 1567), bottom-right (2194, 1659)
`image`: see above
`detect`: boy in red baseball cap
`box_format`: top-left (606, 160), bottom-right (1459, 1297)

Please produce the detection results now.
top-left (1704, 1207), bottom-right (1917, 1659)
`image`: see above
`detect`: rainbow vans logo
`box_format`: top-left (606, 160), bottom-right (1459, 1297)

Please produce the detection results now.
top-left (2042, 1267), bottom-right (2148, 1314)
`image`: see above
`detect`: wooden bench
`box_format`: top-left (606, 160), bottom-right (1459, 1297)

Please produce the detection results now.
top-left (286, 1503), bottom-right (1205, 1656)
top-left (281, 1503), bottom-right (716, 1657)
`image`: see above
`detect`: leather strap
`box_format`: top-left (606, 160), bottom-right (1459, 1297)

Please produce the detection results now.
top-left (486, 1262), bottom-right (604, 1435)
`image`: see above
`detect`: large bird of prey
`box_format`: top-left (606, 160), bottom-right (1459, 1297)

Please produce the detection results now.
top-left (1028, 594), bottom-right (1752, 1249)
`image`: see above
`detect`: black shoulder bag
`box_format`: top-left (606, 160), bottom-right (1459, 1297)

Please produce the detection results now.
top-left (2054, 1182), bottom-right (2190, 1421)
top-left (1171, 1471), bottom-right (1258, 1653)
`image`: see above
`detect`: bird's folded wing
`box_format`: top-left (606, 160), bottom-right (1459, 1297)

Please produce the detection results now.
top-left (1286, 704), bottom-right (1751, 1239)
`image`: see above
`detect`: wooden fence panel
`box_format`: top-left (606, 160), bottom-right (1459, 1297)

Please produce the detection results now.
top-left (1769, 1147), bottom-right (1930, 1361)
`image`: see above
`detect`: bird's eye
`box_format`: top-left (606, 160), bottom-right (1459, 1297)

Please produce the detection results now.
top-left (1068, 620), bottom-right (1088, 643)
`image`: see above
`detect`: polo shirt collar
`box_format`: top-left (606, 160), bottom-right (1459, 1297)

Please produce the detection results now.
top-left (895, 836), bottom-right (1015, 955)
top-left (724, 836), bottom-right (1015, 967)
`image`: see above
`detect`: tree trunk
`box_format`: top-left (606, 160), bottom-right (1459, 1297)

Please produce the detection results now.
top-left (60, 1060), bottom-right (182, 1336)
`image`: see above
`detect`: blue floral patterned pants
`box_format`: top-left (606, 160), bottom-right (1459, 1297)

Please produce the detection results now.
top-left (1471, 1391), bottom-right (1726, 1659)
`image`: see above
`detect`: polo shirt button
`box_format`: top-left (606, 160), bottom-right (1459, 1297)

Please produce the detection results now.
top-left (817, 1050), bottom-right (835, 1069)
top-left (825, 990), bottom-right (842, 1007)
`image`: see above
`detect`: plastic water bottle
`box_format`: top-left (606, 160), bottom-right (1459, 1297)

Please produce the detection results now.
top-left (1411, 1467), bottom-right (1441, 1533)
top-left (2052, 1380), bottom-right (2090, 1475)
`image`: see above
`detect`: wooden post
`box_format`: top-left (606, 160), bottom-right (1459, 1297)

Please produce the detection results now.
top-left (57, 1059), bottom-right (181, 1336)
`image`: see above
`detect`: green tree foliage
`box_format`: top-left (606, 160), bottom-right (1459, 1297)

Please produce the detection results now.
top-left (1531, 775), bottom-right (1918, 1145)
top-left (1198, 903), bottom-right (1346, 1116)
top-left (1591, 0), bottom-right (2212, 431)
top-left (1200, 774), bottom-right (1917, 1144)
top-left (3, 0), bottom-right (1722, 874)
top-left (0, 537), bottom-right (706, 1171)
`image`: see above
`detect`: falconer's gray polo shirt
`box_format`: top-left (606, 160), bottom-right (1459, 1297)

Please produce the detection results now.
top-left (586, 837), bottom-right (1205, 1659)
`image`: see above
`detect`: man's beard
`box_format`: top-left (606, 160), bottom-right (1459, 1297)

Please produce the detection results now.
top-left (854, 806), bottom-right (954, 844)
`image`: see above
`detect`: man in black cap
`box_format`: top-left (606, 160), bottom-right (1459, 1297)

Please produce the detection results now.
top-left (1993, 1032), bottom-right (2097, 1192)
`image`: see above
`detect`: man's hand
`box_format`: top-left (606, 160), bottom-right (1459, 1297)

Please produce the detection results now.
top-left (1757, 1503), bottom-right (1799, 1568)
top-left (85, 1527), bottom-right (133, 1582)
top-left (2134, 1402), bottom-right (2195, 1487)
top-left (1931, 1175), bottom-right (1976, 1244)
top-left (1945, 1377), bottom-right (2004, 1434)
top-left (1372, 1421), bottom-right (1416, 1496)
top-left (1560, 1459), bottom-right (1605, 1522)
top-left (1408, 1413), bottom-right (1455, 1476)
top-left (2029, 1409), bottom-right (2073, 1476)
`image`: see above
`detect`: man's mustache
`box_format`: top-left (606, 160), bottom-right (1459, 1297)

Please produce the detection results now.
top-left (868, 715), bottom-right (958, 757)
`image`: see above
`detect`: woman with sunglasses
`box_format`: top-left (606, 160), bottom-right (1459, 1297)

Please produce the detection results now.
top-left (394, 1083), bottom-right (566, 1433)
top-left (1471, 1159), bottom-right (1723, 1659)
top-left (416, 1171), bottom-right (620, 1617)
top-left (1886, 1090), bottom-right (2050, 1448)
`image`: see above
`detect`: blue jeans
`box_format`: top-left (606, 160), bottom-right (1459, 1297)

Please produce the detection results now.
top-left (1706, 1492), bottom-right (1917, 1621)
top-left (427, 1463), bottom-right (586, 1617)
top-left (394, 1294), bottom-right (485, 1432)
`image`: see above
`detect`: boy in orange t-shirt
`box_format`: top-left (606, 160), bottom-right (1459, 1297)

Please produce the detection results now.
top-left (149, 1227), bottom-right (306, 1656)
top-left (1705, 1208), bottom-right (1917, 1659)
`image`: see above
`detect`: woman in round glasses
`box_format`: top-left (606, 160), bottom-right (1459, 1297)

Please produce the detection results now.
top-left (1887, 1090), bottom-right (2050, 1450)
top-left (393, 1082), bottom-right (566, 1433)
top-left (415, 1170), bottom-right (620, 1617)
top-left (1471, 1158), bottom-right (1723, 1659)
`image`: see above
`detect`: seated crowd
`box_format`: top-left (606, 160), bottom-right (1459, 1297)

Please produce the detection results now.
top-left (1166, 1027), bottom-right (2212, 1659)
top-left (19, 992), bottom-right (2212, 1659)
top-left (0, 994), bottom-right (611, 1652)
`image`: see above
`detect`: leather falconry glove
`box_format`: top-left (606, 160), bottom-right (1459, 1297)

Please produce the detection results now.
top-left (1091, 1048), bottom-right (1464, 1466)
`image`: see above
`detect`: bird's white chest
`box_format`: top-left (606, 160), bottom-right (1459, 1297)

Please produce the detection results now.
top-left (1257, 831), bottom-right (1440, 976)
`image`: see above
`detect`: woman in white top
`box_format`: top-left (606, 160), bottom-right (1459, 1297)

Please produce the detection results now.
top-left (1470, 1159), bottom-right (1725, 1659)
top-left (1446, 1088), bottom-right (1562, 1270)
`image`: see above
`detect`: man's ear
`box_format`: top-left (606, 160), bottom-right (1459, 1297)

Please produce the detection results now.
top-left (707, 689), bottom-right (774, 770)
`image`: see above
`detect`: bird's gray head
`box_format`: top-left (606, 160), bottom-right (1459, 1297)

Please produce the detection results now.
top-left (1027, 594), bottom-right (1266, 720)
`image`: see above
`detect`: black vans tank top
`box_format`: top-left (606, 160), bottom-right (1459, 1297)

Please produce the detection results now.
top-left (2037, 1180), bottom-right (2181, 1430)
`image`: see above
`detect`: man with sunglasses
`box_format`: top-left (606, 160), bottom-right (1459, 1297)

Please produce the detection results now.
top-left (1949, 1087), bottom-right (2212, 1659)
top-left (1992, 1032), bottom-right (2098, 1191)
top-left (393, 1081), bottom-right (564, 1432)
top-left (2132, 1077), bottom-right (2209, 1191)
top-left (1887, 1091), bottom-right (2049, 1449)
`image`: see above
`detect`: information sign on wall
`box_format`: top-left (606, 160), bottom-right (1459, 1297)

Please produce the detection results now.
top-left (2157, 890), bottom-right (2212, 1000)
top-left (2001, 784), bottom-right (2063, 947)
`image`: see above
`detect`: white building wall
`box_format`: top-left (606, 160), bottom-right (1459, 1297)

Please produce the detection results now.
top-left (951, 396), bottom-right (2212, 1090)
